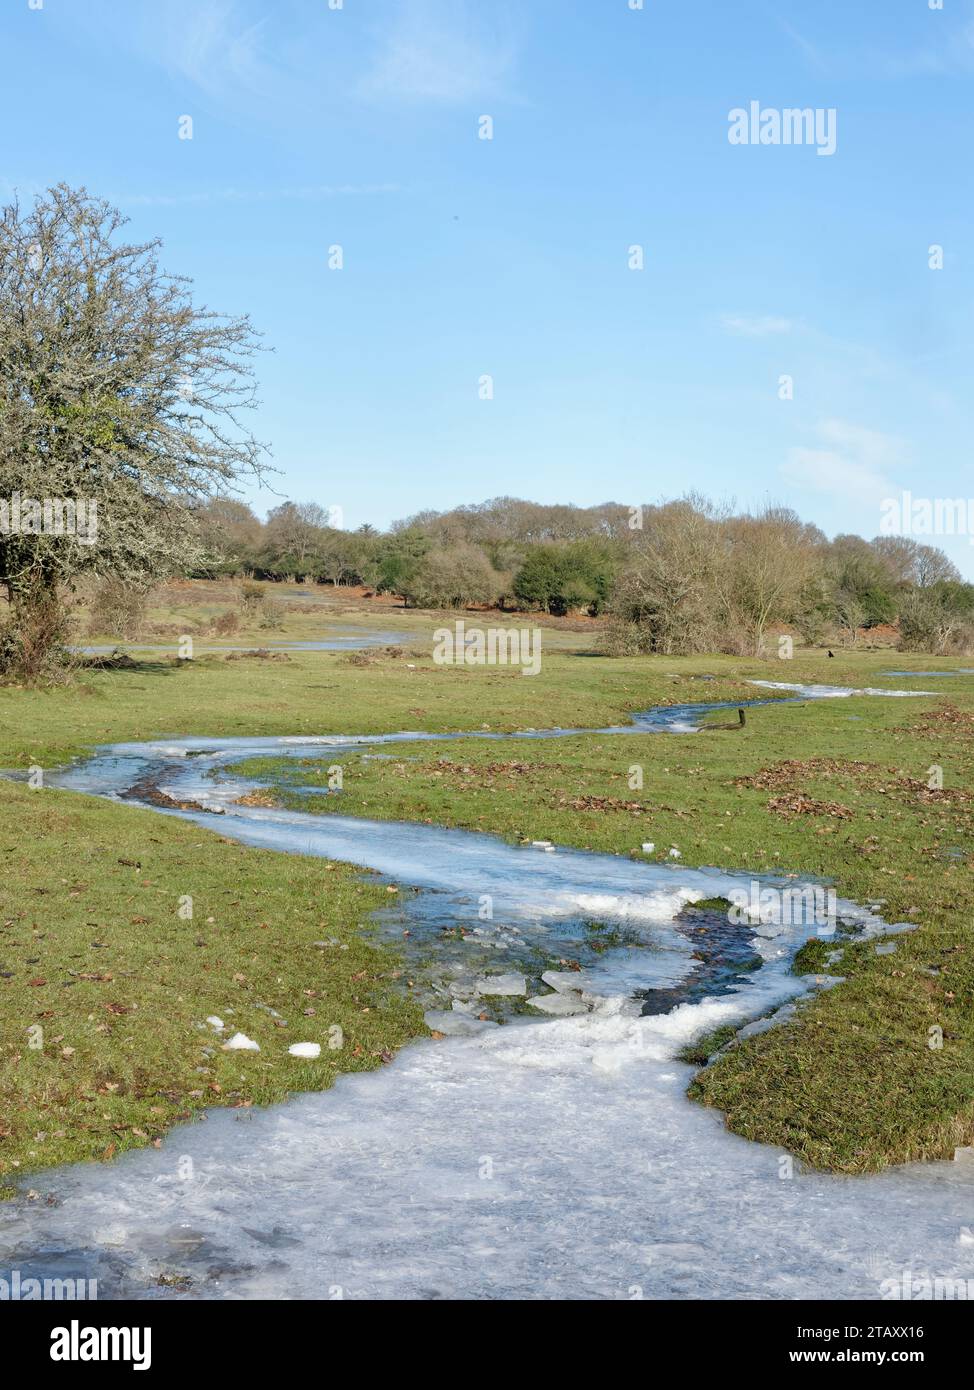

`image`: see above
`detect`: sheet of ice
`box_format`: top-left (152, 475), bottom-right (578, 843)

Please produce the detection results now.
top-left (475, 973), bottom-right (527, 997)
top-left (748, 680), bottom-right (937, 698)
top-left (3, 694), bottom-right (966, 1301)
top-left (46, 774), bottom-right (833, 933)
top-left (545, 952), bottom-right (695, 996)
top-left (744, 681), bottom-right (933, 700)
top-left (527, 991), bottom-right (591, 1016)
top-left (3, 966), bottom-right (972, 1301)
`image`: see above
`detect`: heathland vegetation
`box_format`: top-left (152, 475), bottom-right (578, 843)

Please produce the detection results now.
top-left (188, 493), bottom-right (974, 661)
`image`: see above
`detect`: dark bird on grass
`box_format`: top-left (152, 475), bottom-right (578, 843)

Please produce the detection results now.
top-left (827, 650), bottom-right (835, 658)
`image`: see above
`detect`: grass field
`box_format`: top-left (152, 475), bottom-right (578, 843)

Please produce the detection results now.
top-left (1, 580), bottom-right (972, 1179)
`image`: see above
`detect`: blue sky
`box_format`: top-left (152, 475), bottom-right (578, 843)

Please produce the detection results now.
top-left (3, 0), bottom-right (973, 572)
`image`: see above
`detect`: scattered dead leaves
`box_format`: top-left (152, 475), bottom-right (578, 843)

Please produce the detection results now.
top-left (234, 790), bottom-right (281, 808)
top-left (552, 794), bottom-right (648, 815)
top-left (737, 755), bottom-right (974, 818)
top-left (910, 703), bottom-right (974, 735)
top-left (767, 795), bottom-right (854, 821)
top-left (735, 758), bottom-right (879, 791)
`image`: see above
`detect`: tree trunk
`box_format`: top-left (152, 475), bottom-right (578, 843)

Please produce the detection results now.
top-left (2, 568), bottom-right (68, 681)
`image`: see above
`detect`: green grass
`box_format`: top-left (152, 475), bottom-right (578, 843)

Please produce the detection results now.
top-left (0, 779), bottom-right (420, 1184)
top-left (2, 586), bottom-right (973, 1176)
top-left (791, 938), bottom-right (848, 976)
top-left (215, 660), bottom-right (974, 1173)
top-left (3, 639), bottom-right (648, 771)
top-left (677, 1024), bottom-right (741, 1068)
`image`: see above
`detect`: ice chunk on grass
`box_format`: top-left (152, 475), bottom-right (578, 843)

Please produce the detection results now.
top-left (527, 992), bottom-right (590, 1017)
top-left (424, 1010), bottom-right (499, 1037)
top-left (475, 973), bottom-right (527, 997)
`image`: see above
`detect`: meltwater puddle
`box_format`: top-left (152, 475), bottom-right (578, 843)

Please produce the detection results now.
top-left (3, 683), bottom-right (970, 1301)
top-left (76, 625), bottom-right (412, 656)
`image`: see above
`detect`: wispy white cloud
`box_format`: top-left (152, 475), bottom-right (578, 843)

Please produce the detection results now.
top-left (127, 0), bottom-right (291, 102)
top-left (721, 314), bottom-right (793, 338)
top-left (781, 419), bottom-right (903, 505)
top-left (111, 0), bottom-right (520, 110)
top-left (171, 4), bottom-right (272, 93)
top-left (358, 0), bottom-right (520, 103)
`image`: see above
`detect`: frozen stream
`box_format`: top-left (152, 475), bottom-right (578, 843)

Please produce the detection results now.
top-left (2, 682), bottom-right (971, 1301)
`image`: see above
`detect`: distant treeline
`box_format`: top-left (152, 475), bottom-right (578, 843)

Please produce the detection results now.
top-left (192, 494), bottom-right (974, 656)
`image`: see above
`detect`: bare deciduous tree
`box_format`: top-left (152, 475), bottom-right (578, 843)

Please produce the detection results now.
top-left (605, 497), bottom-right (731, 654)
top-left (726, 507), bottom-right (826, 654)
